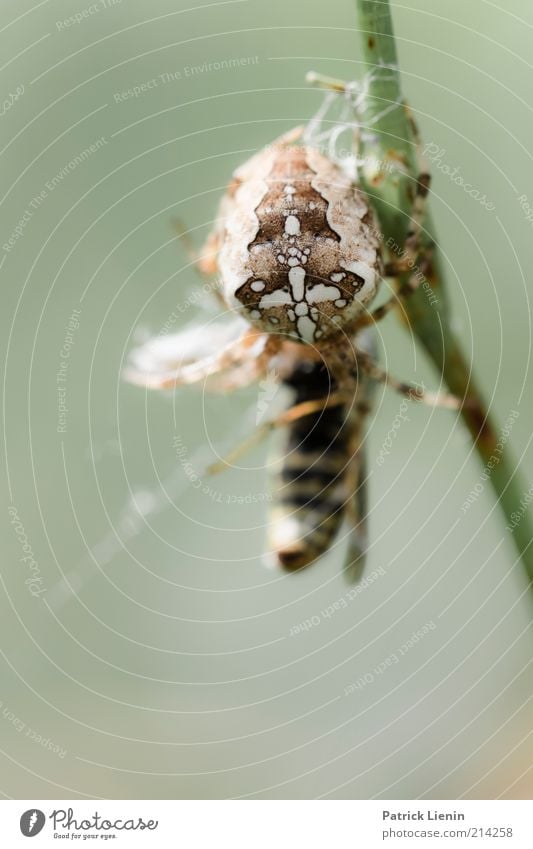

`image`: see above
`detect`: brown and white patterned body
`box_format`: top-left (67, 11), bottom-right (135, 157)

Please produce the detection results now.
top-left (212, 135), bottom-right (383, 343)
top-left (125, 115), bottom-right (447, 575)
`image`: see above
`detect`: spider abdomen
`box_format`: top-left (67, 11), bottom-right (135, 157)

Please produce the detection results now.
top-left (217, 137), bottom-right (383, 344)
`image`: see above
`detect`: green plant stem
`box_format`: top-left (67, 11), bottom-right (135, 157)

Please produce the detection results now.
top-left (355, 0), bottom-right (533, 581)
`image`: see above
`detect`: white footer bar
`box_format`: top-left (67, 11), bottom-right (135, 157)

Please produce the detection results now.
top-left (1, 799), bottom-right (531, 847)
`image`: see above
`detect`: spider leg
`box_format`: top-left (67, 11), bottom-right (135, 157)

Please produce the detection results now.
top-left (354, 270), bottom-right (423, 329)
top-left (342, 361), bottom-right (375, 579)
top-left (405, 105), bottom-right (431, 228)
top-left (355, 349), bottom-right (462, 410)
top-left (306, 73), bottom-right (431, 267)
top-left (171, 216), bottom-right (227, 311)
top-left (358, 104), bottom-right (434, 329)
top-left (178, 124), bottom-right (305, 281)
top-left (306, 75), bottom-right (434, 327)
top-left (355, 240), bottom-right (435, 329)
top-left (207, 391), bottom-right (348, 475)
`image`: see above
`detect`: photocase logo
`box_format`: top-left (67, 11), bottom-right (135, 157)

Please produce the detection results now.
top-left (20, 809), bottom-right (45, 837)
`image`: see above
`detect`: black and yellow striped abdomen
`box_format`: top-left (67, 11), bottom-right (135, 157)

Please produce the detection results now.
top-left (268, 358), bottom-right (364, 571)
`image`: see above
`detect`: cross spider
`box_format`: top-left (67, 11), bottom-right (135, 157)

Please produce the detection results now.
top-left (125, 79), bottom-right (460, 572)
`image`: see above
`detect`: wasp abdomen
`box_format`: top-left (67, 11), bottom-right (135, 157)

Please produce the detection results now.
top-left (268, 360), bottom-right (351, 571)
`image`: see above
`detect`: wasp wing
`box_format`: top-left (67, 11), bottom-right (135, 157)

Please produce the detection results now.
top-left (343, 327), bottom-right (377, 580)
top-left (123, 315), bottom-right (250, 389)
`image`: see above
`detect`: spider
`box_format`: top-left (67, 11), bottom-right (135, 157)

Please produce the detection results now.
top-left (125, 76), bottom-right (461, 572)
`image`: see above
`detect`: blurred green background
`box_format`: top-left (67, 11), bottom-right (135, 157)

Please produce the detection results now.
top-left (1, 0), bottom-right (532, 799)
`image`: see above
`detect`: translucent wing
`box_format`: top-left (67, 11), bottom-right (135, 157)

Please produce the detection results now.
top-left (343, 327), bottom-right (377, 579)
top-left (344, 448), bottom-right (370, 580)
top-left (123, 315), bottom-right (252, 389)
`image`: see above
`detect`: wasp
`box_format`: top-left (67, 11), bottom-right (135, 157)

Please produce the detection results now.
top-left (125, 86), bottom-right (460, 573)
